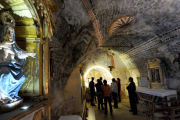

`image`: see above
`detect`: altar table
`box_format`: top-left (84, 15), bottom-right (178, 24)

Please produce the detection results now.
top-left (136, 87), bottom-right (177, 106)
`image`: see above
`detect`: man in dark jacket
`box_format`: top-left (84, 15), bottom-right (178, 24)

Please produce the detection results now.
top-left (99, 77), bottom-right (103, 84)
top-left (126, 77), bottom-right (137, 115)
top-left (95, 79), bottom-right (103, 110)
top-left (89, 77), bottom-right (96, 106)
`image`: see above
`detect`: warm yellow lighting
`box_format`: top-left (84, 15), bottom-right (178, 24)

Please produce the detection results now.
top-left (12, 4), bottom-right (33, 18)
top-left (13, 10), bottom-right (32, 18)
top-left (84, 66), bottom-right (113, 86)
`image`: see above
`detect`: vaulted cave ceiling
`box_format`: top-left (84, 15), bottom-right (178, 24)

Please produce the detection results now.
top-left (91, 0), bottom-right (180, 52)
top-left (51, 0), bottom-right (180, 87)
top-left (50, 0), bottom-right (180, 116)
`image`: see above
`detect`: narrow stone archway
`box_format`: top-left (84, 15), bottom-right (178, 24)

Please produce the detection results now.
top-left (84, 66), bottom-right (113, 86)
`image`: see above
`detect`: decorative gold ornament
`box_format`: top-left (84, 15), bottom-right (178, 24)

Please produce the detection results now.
top-left (146, 58), bottom-right (161, 68)
top-left (146, 58), bottom-right (168, 89)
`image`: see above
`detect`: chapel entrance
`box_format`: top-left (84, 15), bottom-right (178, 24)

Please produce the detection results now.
top-left (84, 66), bottom-right (113, 86)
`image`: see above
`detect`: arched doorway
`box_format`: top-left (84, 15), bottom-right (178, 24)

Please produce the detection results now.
top-left (84, 66), bottom-right (113, 86)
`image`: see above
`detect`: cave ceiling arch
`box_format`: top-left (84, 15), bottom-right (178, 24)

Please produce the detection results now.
top-left (84, 0), bottom-right (180, 75)
top-left (51, 0), bottom-right (180, 87)
top-left (49, 0), bottom-right (180, 116)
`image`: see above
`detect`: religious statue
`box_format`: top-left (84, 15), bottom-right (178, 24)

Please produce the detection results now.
top-left (106, 52), bottom-right (115, 69)
top-left (0, 12), bottom-right (36, 105)
top-left (0, 21), bottom-right (16, 61)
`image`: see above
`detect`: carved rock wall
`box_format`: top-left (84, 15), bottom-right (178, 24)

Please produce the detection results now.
top-left (50, 0), bottom-right (180, 117)
top-left (50, 0), bottom-right (98, 117)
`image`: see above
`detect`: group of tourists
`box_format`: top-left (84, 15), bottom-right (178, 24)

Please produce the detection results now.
top-left (89, 77), bottom-right (137, 115)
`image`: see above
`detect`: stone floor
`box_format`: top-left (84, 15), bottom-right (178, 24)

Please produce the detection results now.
top-left (87, 99), bottom-right (148, 120)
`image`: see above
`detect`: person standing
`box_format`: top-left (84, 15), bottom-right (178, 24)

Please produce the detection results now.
top-left (101, 80), bottom-right (113, 115)
top-left (111, 78), bottom-right (118, 108)
top-left (117, 78), bottom-right (121, 102)
top-left (89, 77), bottom-right (96, 106)
top-left (99, 77), bottom-right (103, 84)
top-left (126, 77), bottom-right (137, 115)
top-left (99, 77), bottom-right (104, 108)
top-left (95, 79), bottom-right (103, 110)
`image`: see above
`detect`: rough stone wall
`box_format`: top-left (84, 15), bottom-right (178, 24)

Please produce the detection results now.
top-left (90, 0), bottom-right (180, 42)
top-left (49, 0), bottom-right (180, 117)
top-left (49, 0), bottom-right (99, 117)
top-left (119, 36), bottom-right (180, 91)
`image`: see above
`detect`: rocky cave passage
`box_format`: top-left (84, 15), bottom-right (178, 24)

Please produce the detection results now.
top-left (1, 0), bottom-right (180, 119)
top-left (84, 66), bottom-right (113, 85)
top-left (49, 0), bottom-right (180, 118)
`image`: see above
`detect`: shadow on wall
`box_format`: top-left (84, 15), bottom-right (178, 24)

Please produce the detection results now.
top-left (128, 69), bottom-right (141, 86)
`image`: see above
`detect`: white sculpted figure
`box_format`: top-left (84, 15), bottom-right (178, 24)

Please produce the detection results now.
top-left (0, 19), bottom-right (35, 61)
top-left (0, 12), bottom-right (36, 106)
top-left (0, 24), bottom-right (15, 61)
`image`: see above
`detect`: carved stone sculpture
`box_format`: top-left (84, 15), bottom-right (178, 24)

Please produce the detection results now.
top-left (0, 12), bottom-right (36, 112)
top-left (106, 52), bottom-right (115, 68)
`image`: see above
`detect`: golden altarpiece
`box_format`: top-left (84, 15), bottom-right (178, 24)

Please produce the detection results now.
top-left (146, 58), bottom-right (168, 89)
top-left (0, 0), bottom-right (58, 119)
